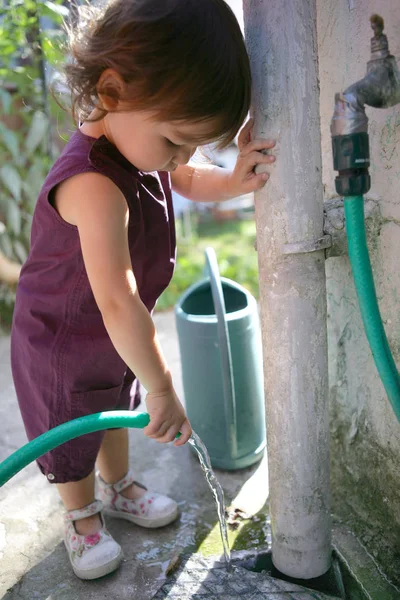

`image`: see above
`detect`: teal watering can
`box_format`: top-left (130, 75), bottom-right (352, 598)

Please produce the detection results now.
top-left (175, 247), bottom-right (266, 470)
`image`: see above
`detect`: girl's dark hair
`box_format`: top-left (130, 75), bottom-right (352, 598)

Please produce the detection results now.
top-left (65, 0), bottom-right (251, 148)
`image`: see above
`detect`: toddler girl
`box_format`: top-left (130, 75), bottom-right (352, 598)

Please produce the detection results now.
top-left (11, 0), bottom-right (275, 580)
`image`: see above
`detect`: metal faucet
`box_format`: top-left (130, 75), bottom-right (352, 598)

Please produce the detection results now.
top-left (346, 15), bottom-right (400, 110)
top-left (331, 15), bottom-right (400, 197)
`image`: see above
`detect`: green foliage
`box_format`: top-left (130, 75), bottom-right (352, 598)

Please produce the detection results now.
top-left (0, 0), bottom-right (68, 329)
top-left (156, 218), bottom-right (259, 311)
top-left (0, 0), bottom-right (66, 89)
top-left (0, 0), bottom-right (67, 255)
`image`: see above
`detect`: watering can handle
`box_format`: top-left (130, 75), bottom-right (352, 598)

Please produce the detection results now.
top-left (205, 247), bottom-right (237, 456)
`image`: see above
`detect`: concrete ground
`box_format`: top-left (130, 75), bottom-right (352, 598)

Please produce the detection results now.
top-left (0, 312), bottom-right (271, 599)
top-left (2, 311), bottom-right (399, 599)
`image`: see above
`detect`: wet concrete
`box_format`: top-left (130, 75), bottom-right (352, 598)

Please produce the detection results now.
top-left (151, 555), bottom-right (341, 599)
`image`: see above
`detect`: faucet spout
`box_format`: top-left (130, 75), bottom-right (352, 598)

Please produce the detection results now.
top-left (332, 14), bottom-right (400, 137)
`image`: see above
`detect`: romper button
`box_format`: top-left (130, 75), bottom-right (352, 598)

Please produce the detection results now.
top-left (47, 473), bottom-right (55, 481)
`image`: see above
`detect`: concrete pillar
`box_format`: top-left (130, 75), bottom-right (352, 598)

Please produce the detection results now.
top-left (242, 0), bottom-right (332, 579)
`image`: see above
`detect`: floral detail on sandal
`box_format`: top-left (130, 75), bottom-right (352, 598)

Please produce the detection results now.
top-left (67, 526), bottom-right (111, 560)
top-left (84, 532), bottom-right (101, 546)
top-left (63, 499), bottom-right (122, 580)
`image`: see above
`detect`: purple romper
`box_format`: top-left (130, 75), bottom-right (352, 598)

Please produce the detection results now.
top-left (10, 130), bottom-right (176, 483)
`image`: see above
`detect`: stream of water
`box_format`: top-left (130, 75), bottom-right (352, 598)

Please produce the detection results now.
top-left (188, 431), bottom-right (231, 569)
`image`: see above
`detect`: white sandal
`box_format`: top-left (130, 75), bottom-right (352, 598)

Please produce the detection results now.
top-left (64, 499), bottom-right (123, 580)
top-left (97, 470), bottom-right (179, 529)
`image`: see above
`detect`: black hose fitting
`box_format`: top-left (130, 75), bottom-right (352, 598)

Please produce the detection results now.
top-left (332, 130), bottom-right (371, 197)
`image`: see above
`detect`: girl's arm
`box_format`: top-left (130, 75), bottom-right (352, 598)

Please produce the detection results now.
top-left (171, 163), bottom-right (234, 203)
top-left (171, 119), bottom-right (276, 202)
top-left (54, 172), bottom-right (191, 445)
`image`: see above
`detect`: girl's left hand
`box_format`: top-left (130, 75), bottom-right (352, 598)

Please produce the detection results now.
top-left (225, 118), bottom-right (276, 198)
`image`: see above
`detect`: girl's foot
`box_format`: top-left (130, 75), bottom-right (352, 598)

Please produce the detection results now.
top-left (74, 512), bottom-right (102, 536)
top-left (97, 469), bottom-right (179, 528)
top-left (64, 500), bottom-right (123, 580)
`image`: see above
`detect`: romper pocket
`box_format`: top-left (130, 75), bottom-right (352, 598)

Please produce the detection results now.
top-left (70, 383), bottom-right (123, 421)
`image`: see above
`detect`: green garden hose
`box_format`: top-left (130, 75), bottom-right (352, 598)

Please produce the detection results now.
top-left (345, 196), bottom-right (400, 421)
top-left (0, 411), bottom-right (150, 487)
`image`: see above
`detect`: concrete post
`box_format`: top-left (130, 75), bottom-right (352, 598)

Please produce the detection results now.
top-left (242, 0), bottom-right (332, 579)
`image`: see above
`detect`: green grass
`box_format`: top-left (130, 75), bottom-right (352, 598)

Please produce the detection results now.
top-left (156, 217), bottom-right (259, 311)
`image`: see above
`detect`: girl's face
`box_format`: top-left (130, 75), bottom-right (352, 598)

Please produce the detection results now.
top-left (101, 107), bottom-right (219, 172)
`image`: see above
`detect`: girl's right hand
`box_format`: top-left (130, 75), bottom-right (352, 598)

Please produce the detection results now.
top-left (144, 388), bottom-right (192, 446)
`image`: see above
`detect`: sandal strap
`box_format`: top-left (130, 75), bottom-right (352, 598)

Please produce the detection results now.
top-left (65, 499), bottom-right (103, 522)
top-left (113, 469), bottom-right (147, 494)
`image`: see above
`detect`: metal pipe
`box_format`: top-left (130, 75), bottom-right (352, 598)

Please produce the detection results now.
top-left (243, 0), bottom-right (331, 579)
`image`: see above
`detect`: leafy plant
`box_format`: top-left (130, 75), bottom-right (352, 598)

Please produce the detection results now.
top-left (0, 0), bottom-right (69, 329)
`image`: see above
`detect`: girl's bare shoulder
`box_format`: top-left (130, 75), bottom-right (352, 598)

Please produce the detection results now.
top-left (53, 171), bottom-right (126, 227)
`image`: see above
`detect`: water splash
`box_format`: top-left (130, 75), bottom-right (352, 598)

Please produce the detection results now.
top-left (188, 431), bottom-right (231, 569)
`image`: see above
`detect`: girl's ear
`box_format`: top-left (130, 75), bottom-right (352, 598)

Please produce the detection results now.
top-left (97, 69), bottom-right (125, 111)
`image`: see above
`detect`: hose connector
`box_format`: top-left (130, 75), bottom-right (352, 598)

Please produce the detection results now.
top-left (331, 93), bottom-right (371, 197)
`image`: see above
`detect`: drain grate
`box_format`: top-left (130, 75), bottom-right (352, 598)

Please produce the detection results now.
top-left (152, 555), bottom-right (342, 599)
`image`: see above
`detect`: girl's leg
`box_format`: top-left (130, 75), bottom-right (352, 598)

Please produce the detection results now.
top-left (58, 468), bottom-right (123, 580)
top-left (96, 428), bottom-right (179, 529)
top-left (96, 428), bottom-right (145, 500)
top-left (57, 471), bottom-right (101, 535)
